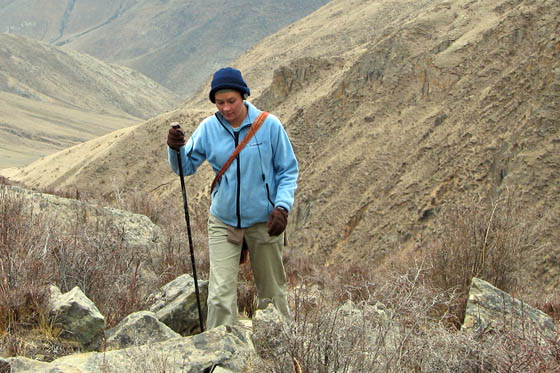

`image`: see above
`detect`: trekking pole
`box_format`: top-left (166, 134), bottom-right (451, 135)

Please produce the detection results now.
top-left (171, 123), bottom-right (204, 333)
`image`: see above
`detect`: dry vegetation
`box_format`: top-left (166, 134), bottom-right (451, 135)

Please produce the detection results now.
top-left (257, 266), bottom-right (560, 372)
top-left (256, 190), bottom-right (560, 372)
top-left (1, 176), bottom-right (559, 371)
top-left (0, 178), bottom-right (208, 360)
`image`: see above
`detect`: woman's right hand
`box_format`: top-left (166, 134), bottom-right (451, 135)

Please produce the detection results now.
top-left (167, 123), bottom-right (185, 150)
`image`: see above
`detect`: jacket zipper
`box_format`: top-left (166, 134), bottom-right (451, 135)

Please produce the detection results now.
top-left (215, 112), bottom-right (248, 228)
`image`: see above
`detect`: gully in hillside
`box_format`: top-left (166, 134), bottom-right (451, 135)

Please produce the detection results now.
top-left (167, 67), bottom-right (299, 329)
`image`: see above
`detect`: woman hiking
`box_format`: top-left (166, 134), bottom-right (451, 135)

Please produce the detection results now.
top-left (167, 67), bottom-right (299, 329)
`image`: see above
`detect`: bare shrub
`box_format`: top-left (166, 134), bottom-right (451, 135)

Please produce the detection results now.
top-left (152, 200), bottom-right (210, 287)
top-left (259, 259), bottom-right (560, 372)
top-left (536, 301), bottom-right (560, 322)
top-left (0, 186), bottom-right (158, 357)
top-left (46, 219), bottom-right (145, 327)
top-left (256, 263), bottom-right (485, 373)
top-left (284, 247), bottom-right (317, 287)
top-left (0, 176), bottom-right (12, 186)
top-left (237, 262), bottom-right (257, 319)
top-left (0, 187), bottom-right (50, 335)
top-left (422, 191), bottom-right (540, 309)
top-left (0, 186), bottom-right (80, 358)
top-left (37, 185), bottom-right (84, 201)
top-left (471, 310), bottom-right (560, 373)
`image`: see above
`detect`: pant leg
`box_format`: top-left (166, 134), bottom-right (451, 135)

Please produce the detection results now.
top-left (206, 215), bottom-right (242, 329)
top-left (244, 223), bottom-right (291, 321)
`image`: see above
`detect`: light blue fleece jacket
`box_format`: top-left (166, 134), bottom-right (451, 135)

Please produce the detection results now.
top-left (168, 101), bottom-right (298, 229)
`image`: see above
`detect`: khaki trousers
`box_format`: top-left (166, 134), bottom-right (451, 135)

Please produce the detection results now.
top-left (206, 214), bottom-right (290, 329)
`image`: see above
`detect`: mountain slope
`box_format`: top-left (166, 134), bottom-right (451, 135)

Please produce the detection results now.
top-left (2, 0), bottom-right (559, 285)
top-left (0, 0), bottom-right (329, 95)
top-left (0, 33), bottom-right (178, 118)
top-left (0, 32), bottom-right (179, 168)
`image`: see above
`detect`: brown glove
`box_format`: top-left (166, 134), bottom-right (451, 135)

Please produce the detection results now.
top-left (167, 125), bottom-right (185, 151)
top-left (266, 207), bottom-right (288, 236)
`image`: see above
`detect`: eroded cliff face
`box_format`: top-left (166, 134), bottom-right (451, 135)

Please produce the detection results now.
top-left (248, 0), bottom-right (560, 272)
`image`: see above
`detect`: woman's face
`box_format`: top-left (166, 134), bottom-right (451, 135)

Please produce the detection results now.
top-left (214, 90), bottom-right (247, 128)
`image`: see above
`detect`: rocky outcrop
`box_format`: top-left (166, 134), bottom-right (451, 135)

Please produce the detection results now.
top-left (4, 325), bottom-right (256, 373)
top-left (105, 311), bottom-right (181, 350)
top-left (251, 303), bottom-right (290, 360)
top-left (257, 56), bottom-right (344, 109)
top-left (2, 185), bottom-right (164, 252)
top-left (48, 285), bottom-right (105, 350)
top-left (48, 272), bottom-right (208, 352)
top-left (2, 276), bottom-right (557, 372)
top-left (462, 277), bottom-right (555, 334)
top-left (1, 273), bottom-right (257, 372)
top-left (148, 273), bottom-right (209, 336)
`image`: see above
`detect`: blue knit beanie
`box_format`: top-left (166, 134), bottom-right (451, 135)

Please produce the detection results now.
top-left (209, 67), bottom-right (250, 103)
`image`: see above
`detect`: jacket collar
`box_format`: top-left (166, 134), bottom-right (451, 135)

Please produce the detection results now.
top-left (215, 101), bottom-right (262, 131)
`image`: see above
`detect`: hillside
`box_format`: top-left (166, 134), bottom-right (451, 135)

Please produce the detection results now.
top-left (0, 32), bottom-right (179, 168)
top-left (2, 0), bottom-right (559, 287)
top-left (0, 0), bottom-right (329, 95)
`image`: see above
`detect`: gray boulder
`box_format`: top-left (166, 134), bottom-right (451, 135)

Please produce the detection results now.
top-left (2, 185), bottom-right (164, 251)
top-left (5, 325), bottom-right (256, 373)
top-left (149, 273), bottom-right (208, 335)
top-left (251, 303), bottom-right (289, 360)
top-left (0, 359), bottom-right (12, 373)
top-left (48, 285), bottom-right (105, 350)
top-left (462, 277), bottom-right (555, 334)
top-left (250, 303), bottom-right (295, 373)
top-left (105, 310), bottom-right (181, 350)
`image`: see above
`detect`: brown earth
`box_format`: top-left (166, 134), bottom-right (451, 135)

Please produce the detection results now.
top-left (2, 0), bottom-right (559, 287)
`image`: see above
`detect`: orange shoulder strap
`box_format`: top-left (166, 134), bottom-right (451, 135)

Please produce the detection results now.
top-left (210, 112), bottom-right (269, 194)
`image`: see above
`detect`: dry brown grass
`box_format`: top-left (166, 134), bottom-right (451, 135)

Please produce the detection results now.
top-left (2, 179), bottom-right (559, 372)
top-left (0, 182), bottom-right (210, 359)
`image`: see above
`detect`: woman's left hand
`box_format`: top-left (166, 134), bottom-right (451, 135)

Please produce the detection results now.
top-left (267, 207), bottom-right (288, 236)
